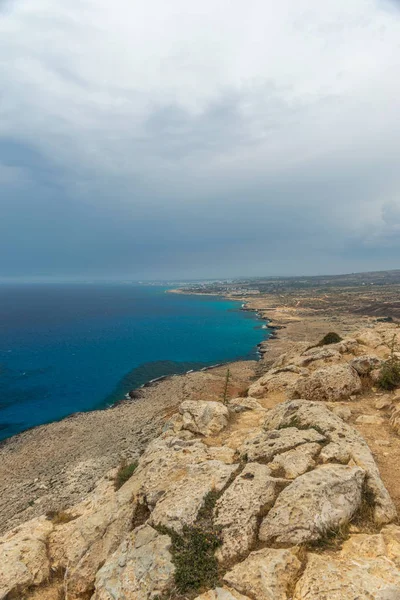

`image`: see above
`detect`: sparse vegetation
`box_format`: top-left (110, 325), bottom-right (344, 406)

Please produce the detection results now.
top-left (114, 460), bottom-right (138, 490)
top-left (46, 509), bottom-right (76, 525)
top-left (378, 333), bottom-right (400, 391)
top-left (318, 332), bottom-right (342, 346)
top-left (156, 490), bottom-right (222, 595)
top-left (222, 368), bottom-right (231, 404)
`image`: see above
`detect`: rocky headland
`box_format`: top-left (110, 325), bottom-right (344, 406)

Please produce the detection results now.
top-left (3, 311), bottom-right (400, 599)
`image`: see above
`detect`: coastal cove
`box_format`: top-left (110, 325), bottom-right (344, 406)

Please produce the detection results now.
top-left (0, 283), bottom-right (270, 441)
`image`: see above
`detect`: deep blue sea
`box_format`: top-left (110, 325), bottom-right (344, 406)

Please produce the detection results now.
top-left (0, 284), bottom-right (269, 441)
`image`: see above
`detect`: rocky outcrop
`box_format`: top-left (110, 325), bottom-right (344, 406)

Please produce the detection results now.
top-left (293, 526), bottom-right (400, 599)
top-left (263, 400), bottom-right (397, 524)
top-left (149, 459), bottom-right (238, 532)
top-left (0, 518), bottom-right (53, 599)
top-left (350, 354), bottom-right (382, 375)
top-left (2, 323), bottom-right (400, 600)
top-left (239, 426), bottom-right (325, 462)
top-left (179, 400), bottom-right (229, 436)
top-left (259, 464), bottom-right (365, 545)
top-left (269, 442), bottom-right (321, 478)
top-left (290, 364), bottom-right (362, 402)
top-left (214, 463), bottom-right (279, 562)
top-left (223, 548), bottom-right (302, 600)
top-left (92, 525), bottom-right (175, 600)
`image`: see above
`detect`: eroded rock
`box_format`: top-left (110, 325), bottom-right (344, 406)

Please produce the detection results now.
top-left (290, 364), bottom-right (362, 402)
top-left (92, 525), bottom-right (175, 600)
top-left (0, 517), bottom-right (53, 599)
top-left (214, 463), bottom-right (280, 562)
top-left (259, 464), bottom-right (365, 545)
top-left (228, 397), bottom-right (263, 413)
top-left (269, 442), bottom-right (321, 478)
top-left (179, 400), bottom-right (229, 436)
top-left (294, 528), bottom-right (400, 599)
top-left (149, 460), bottom-right (239, 533)
top-left (194, 587), bottom-right (251, 600)
top-left (263, 400), bottom-right (397, 524)
top-left (239, 427), bottom-right (325, 462)
top-left (351, 355), bottom-right (382, 375)
top-left (224, 548), bottom-right (301, 600)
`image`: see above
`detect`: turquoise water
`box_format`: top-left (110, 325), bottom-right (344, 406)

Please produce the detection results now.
top-left (0, 284), bottom-right (269, 441)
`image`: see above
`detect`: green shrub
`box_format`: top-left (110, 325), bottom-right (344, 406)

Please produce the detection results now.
top-left (160, 525), bottom-right (221, 594)
top-left (318, 332), bottom-right (342, 346)
top-left (114, 460), bottom-right (138, 490)
top-left (377, 359), bottom-right (400, 391)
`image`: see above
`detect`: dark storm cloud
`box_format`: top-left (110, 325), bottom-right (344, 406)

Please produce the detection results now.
top-left (1, 0), bottom-right (400, 280)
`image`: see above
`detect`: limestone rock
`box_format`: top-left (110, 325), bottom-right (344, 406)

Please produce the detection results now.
top-left (224, 548), bottom-right (301, 600)
top-left (92, 525), bottom-right (175, 600)
top-left (248, 369), bottom-right (304, 399)
top-left (259, 465), bottom-right (365, 545)
top-left (356, 414), bottom-right (385, 425)
top-left (149, 460), bottom-right (239, 533)
top-left (290, 364), bottom-right (362, 402)
top-left (390, 405), bottom-right (400, 435)
top-left (179, 400), bottom-right (229, 436)
top-left (264, 399), bottom-right (397, 525)
top-left (48, 477), bottom-right (133, 600)
top-left (355, 328), bottom-right (386, 349)
top-left (351, 355), bottom-right (382, 375)
top-left (330, 405), bottom-right (352, 421)
top-left (239, 427), bottom-right (325, 462)
top-left (194, 587), bottom-right (251, 600)
top-left (269, 442), bottom-right (321, 478)
top-left (214, 463), bottom-right (279, 562)
top-left (0, 517), bottom-right (53, 599)
top-left (297, 346), bottom-right (342, 368)
top-left (376, 397), bottom-right (392, 410)
top-left (228, 397), bottom-right (263, 413)
top-left (293, 530), bottom-right (400, 599)
top-left (136, 434), bottom-right (235, 509)
top-left (319, 442), bottom-right (350, 464)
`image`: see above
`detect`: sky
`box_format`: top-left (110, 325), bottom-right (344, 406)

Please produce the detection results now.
top-left (1, 0), bottom-right (400, 281)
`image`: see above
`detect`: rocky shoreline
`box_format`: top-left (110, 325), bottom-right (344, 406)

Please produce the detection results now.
top-left (3, 319), bottom-right (400, 599)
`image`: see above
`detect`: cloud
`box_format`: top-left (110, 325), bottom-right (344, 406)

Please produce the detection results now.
top-left (1, 0), bottom-right (400, 279)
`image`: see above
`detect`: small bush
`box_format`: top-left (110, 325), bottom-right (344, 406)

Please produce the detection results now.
top-left (377, 359), bottom-right (400, 391)
top-left (114, 460), bottom-right (138, 490)
top-left (318, 332), bottom-right (342, 346)
top-left (160, 525), bottom-right (221, 594)
top-left (46, 510), bottom-right (76, 525)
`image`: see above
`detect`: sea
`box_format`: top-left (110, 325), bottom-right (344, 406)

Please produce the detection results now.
top-left (0, 284), bottom-right (270, 441)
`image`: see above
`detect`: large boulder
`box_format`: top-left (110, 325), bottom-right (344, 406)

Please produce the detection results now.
top-left (214, 463), bottom-right (280, 562)
top-left (179, 401), bottom-right (229, 436)
top-left (259, 464), bottom-right (365, 545)
top-left (290, 364), bottom-right (362, 402)
top-left (263, 400), bottom-right (397, 524)
top-left (223, 548), bottom-right (302, 600)
top-left (0, 517), bottom-right (53, 599)
top-left (293, 527), bottom-right (400, 599)
top-left (239, 427), bottom-right (325, 462)
top-left (92, 525), bottom-right (175, 600)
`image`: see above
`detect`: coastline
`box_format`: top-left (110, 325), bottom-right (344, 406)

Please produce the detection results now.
top-left (0, 293), bottom-right (270, 534)
top-left (0, 286), bottom-right (370, 533)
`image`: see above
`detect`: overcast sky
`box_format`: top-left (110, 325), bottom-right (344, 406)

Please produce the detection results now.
top-left (1, 0), bottom-right (400, 281)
